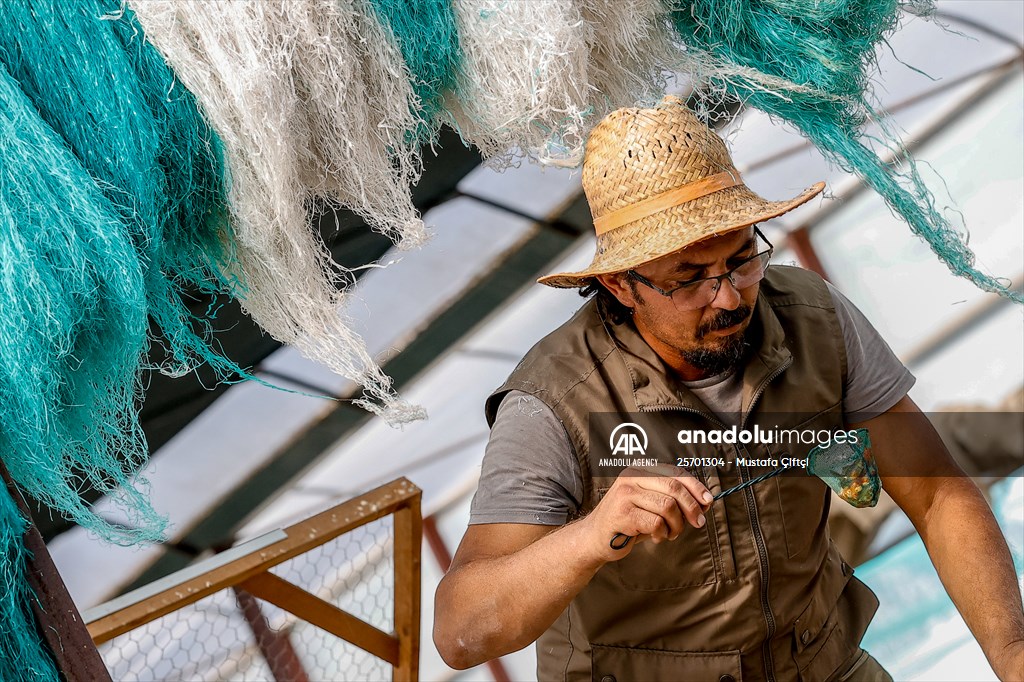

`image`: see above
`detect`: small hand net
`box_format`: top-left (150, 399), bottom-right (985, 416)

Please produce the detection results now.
top-left (806, 428), bottom-right (880, 508)
top-left (711, 428), bottom-right (881, 508)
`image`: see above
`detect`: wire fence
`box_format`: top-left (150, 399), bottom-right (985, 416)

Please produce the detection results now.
top-left (86, 479), bottom-right (420, 682)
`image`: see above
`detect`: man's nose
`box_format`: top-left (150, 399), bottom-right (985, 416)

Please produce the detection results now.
top-left (709, 275), bottom-right (742, 310)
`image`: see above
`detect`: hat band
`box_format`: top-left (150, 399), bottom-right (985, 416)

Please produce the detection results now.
top-left (592, 171), bottom-right (742, 236)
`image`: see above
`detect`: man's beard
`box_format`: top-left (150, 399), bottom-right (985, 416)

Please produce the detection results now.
top-left (680, 305), bottom-right (753, 376)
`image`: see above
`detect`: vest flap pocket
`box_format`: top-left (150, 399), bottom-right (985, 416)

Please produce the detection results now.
top-left (591, 644), bottom-right (742, 682)
top-left (793, 572), bottom-right (880, 681)
top-left (794, 613), bottom-right (846, 682)
top-left (794, 569), bottom-right (851, 655)
top-left (792, 564), bottom-right (852, 681)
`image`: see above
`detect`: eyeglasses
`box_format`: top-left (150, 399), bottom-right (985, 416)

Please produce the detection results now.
top-left (627, 227), bottom-right (774, 312)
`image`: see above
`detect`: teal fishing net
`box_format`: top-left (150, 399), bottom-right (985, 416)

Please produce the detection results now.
top-left (365, 0), bottom-right (462, 140)
top-left (0, 486), bottom-right (59, 682)
top-left (0, 3), bottom-right (255, 670)
top-left (808, 430), bottom-right (881, 508)
top-left (0, 58), bottom-right (165, 543)
top-left (671, 0), bottom-right (1022, 304)
top-left (0, 0), bottom-right (246, 380)
top-left (0, 0), bottom-right (253, 543)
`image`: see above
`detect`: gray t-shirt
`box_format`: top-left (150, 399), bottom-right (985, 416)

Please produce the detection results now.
top-left (469, 282), bottom-right (915, 526)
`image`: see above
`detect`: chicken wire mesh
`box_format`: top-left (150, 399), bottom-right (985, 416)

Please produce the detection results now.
top-left (97, 516), bottom-right (396, 681)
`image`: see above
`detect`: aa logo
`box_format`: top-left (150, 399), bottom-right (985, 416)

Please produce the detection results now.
top-left (609, 423), bottom-right (648, 456)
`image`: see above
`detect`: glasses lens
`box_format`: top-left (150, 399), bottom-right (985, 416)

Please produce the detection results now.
top-left (730, 251), bottom-right (771, 289)
top-left (669, 250), bottom-right (771, 312)
top-left (670, 280), bottom-right (719, 312)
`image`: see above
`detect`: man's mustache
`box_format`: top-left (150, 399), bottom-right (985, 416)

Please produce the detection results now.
top-left (697, 305), bottom-right (753, 339)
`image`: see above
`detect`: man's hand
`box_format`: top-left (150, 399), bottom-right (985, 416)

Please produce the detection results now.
top-left (435, 466), bottom-right (714, 668)
top-left (581, 464), bottom-right (714, 561)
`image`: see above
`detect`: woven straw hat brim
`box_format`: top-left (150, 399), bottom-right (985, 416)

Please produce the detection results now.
top-left (538, 181), bottom-right (824, 288)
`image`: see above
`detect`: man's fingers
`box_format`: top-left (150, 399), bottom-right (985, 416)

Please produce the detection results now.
top-left (629, 491), bottom-right (686, 539)
top-left (675, 475), bottom-right (713, 528)
top-left (679, 474), bottom-right (716, 507)
top-left (627, 508), bottom-right (671, 543)
top-left (629, 468), bottom-right (712, 529)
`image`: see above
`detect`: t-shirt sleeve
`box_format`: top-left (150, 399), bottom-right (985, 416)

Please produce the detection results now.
top-left (826, 281), bottom-right (916, 421)
top-left (469, 390), bottom-right (583, 526)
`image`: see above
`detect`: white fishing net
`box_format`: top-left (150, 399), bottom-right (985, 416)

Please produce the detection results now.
top-left (578, 0), bottom-right (676, 117)
top-left (446, 0), bottom-right (593, 167)
top-left (445, 1), bottom-right (683, 168)
top-left (128, 0), bottom-right (426, 424)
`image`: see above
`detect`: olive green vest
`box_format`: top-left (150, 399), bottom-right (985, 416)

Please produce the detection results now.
top-left (486, 266), bottom-right (879, 682)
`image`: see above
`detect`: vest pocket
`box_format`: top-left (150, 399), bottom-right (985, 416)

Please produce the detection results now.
top-left (607, 519), bottom-right (720, 590)
top-left (791, 566), bottom-right (857, 681)
top-left (776, 473), bottom-right (829, 559)
top-left (794, 613), bottom-right (847, 682)
top-left (703, 467), bottom-right (738, 581)
top-left (591, 643), bottom-right (743, 682)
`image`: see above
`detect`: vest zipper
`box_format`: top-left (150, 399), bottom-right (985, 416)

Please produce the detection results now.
top-left (741, 457), bottom-right (778, 682)
top-left (739, 357), bottom-right (791, 682)
top-left (643, 356), bottom-right (792, 682)
top-left (640, 404), bottom-right (726, 427)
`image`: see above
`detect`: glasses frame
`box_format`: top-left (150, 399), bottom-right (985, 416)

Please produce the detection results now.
top-left (626, 226), bottom-right (774, 310)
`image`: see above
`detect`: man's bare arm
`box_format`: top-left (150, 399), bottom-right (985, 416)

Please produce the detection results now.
top-left (433, 522), bottom-right (600, 669)
top-left (433, 468), bottom-right (712, 669)
top-left (854, 396), bottom-right (1024, 681)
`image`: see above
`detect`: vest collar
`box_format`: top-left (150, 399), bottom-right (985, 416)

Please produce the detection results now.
top-left (600, 289), bottom-right (793, 418)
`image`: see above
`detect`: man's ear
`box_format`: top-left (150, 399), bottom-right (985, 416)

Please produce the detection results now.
top-left (596, 272), bottom-right (638, 309)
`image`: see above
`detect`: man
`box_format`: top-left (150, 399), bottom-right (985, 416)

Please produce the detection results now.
top-left (434, 97), bottom-right (1024, 681)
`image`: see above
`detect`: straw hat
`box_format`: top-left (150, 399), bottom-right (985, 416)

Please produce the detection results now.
top-left (539, 96), bottom-right (825, 288)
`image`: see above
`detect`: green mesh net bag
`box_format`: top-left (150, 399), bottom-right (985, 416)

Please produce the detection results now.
top-left (807, 429), bottom-right (881, 508)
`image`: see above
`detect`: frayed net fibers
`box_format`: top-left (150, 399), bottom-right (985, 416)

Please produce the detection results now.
top-left (0, 485), bottom-right (59, 681)
top-left (447, 0), bottom-right (594, 166)
top-left (287, 0), bottom-right (426, 246)
top-left (670, 0), bottom-right (1021, 303)
top-left (0, 61), bottom-right (166, 544)
top-left (0, 0), bottom-right (246, 383)
top-left (365, 0), bottom-right (462, 141)
top-left (446, 1), bottom-right (679, 167)
top-left (127, 0), bottom-right (426, 423)
top-left (577, 0), bottom-right (676, 116)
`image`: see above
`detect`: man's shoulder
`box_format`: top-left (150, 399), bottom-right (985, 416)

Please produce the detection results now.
top-left (517, 297), bottom-right (613, 368)
top-left (485, 298), bottom-right (614, 423)
top-left (761, 265), bottom-right (834, 310)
